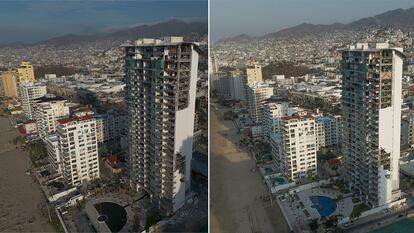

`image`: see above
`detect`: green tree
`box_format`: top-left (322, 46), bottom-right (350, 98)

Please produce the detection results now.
top-left (308, 218), bottom-right (319, 232)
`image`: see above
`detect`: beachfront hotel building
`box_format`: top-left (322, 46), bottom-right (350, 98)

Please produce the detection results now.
top-left (246, 82), bottom-right (273, 123)
top-left (34, 95), bottom-right (70, 141)
top-left (20, 82), bottom-right (47, 119)
top-left (123, 37), bottom-right (200, 213)
top-left (56, 112), bottom-right (100, 186)
top-left (270, 112), bottom-right (317, 181)
top-left (340, 42), bottom-right (403, 207)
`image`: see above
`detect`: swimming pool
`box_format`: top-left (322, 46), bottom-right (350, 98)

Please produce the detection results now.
top-left (271, 176), bottom-right (287, 185)
top-left (94, 202), bottom-right (127, 233)
top-left (309, 196), bottom-right (337, 217)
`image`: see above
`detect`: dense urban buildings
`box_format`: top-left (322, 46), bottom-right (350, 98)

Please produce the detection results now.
top-left (123, 37), bottom-right (200, 213)
top-left (341, 42), bottom-right (403, 208)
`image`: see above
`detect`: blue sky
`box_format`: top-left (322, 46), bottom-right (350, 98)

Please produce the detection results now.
top-left (211, 0), bottom-right (414, 41)
top-left (0, 0), bottom-right (207, 44)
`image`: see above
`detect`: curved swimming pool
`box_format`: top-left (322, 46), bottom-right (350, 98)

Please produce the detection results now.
top-left (94, 202), bottom-right (127, 233)
top-left (309, 195), bottom-right (337, 217)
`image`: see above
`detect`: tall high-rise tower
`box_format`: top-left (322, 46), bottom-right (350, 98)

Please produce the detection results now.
top-left (246, 82), bottom-right (273, 123)
top-left (20, 82), bottom-right (47, 119)
top-left (341, 42), bottom-right (403, 207)
top-left (34, 95), bottom-right (70, 141)
top-left (123, 37), bottom-right (200, 213)
top-left (16, 61), bottom-right (35, 83)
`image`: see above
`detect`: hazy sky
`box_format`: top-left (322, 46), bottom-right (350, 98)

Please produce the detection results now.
top-left (0, 0), bottom-right (207, 44)
top-left (211, 0), bottom-right (414, 41)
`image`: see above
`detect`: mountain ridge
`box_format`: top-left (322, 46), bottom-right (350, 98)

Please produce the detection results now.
top-left (0, 19), bottom-right (207, 48)
top-left (218, 7), bottom-right (414, 42)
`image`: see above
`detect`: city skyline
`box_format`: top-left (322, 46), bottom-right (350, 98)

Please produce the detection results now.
top-left (3, 1), bottom-right (414, 232)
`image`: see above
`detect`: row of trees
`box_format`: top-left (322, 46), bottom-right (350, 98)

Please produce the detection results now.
top-left (309, 215), bottom-right (343, 232)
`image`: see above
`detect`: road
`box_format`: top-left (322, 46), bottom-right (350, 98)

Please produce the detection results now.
top-left (210, 105), bottom-right (290, 233)
top-left (343, 206), bottom-right (414, 233)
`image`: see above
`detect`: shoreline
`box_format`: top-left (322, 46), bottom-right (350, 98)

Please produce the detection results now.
top-left (0, 117), bottom-right (55, 233)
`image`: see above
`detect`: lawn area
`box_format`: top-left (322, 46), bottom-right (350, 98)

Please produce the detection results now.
top-left (351, 203), bottom-right (369, 219)
top-left (145, 211), bottom-right (164, 230)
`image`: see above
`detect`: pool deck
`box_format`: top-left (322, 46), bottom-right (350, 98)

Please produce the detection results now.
top-left (85, 197), bottom-right (133, 233)
top-left (298, 187), bottom-right (353, 219)
top-left (279, 187), bottom-right (353, 232)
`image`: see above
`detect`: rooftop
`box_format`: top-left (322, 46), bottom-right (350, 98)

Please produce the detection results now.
top-left (315, 117), bottom-right (333, 124)
top-left (281, 112), bottom-right (314, 121)
top-left (35, 95), bottom-right (66, 103)
top-left (57, 114), bottom-right (95, 125)
top-left (340, 42), bottom-right (404, 57)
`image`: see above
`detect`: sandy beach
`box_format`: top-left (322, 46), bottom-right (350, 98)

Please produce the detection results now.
top-left (210, 106), bottom-right (290, 233)
top-left (0, 117), bottom-right (54, 232)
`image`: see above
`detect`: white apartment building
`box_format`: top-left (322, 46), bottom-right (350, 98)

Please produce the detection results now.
top-left (341, 42), bottom-right (403, 207)
top-left (212, 75), bottom-right (245, 101)
top-left (56, 114), bottom-right (99, 186)
top-left (103, 111), bottom-right (126, 141)
top-left (95, 116), bottom-right (105, 143)
top-left (261, 97), bottom-right (294, 141)
top-left (34, 95), bottom-right (70, 141)
top-left (270, 113), bottom-right (317, 181)
top-left (401, 111), bottom-right (414, 148)
top-left (94, 111), bottom-right (126, 143)
top-left (46, 134), bottom-right (61, 173)
top-left (246, 82), bottom-right (273, 123)
top-left (246, 62), bottom-right (263, 84)
top-left (229, 76), bottom-right (245, 101)
top-left (123, 37), bottom-right (199, 213)
top-left (314, 116), bottom-right (341, 150)
top-left (20, 82), bottom-right (47, 119)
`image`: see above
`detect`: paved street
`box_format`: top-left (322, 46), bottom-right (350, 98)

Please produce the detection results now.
top-left (343, 206), bottom-right (414, 233)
